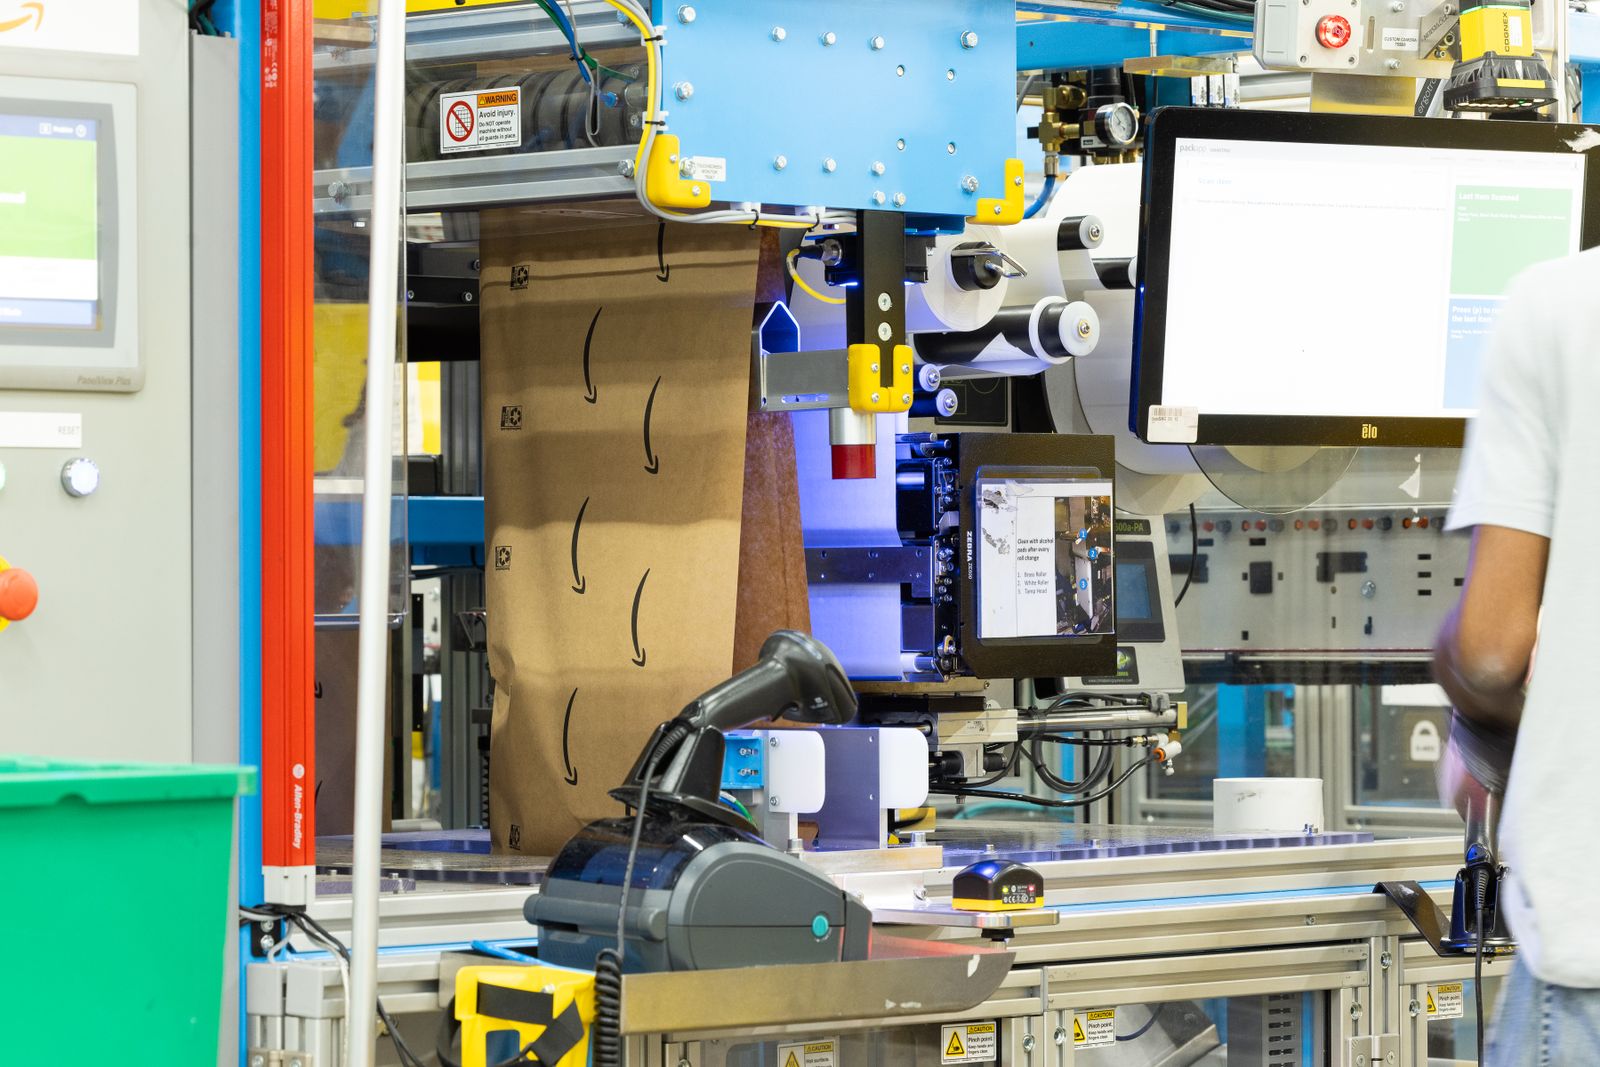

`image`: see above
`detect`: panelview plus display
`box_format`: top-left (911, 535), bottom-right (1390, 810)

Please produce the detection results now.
top-left (0, 113), bottom-right (100, 330)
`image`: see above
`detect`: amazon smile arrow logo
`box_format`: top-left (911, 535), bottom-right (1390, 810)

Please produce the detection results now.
top-left (0, 3), bottom-right (43, 34)
top-left (629, 569), bottom-right (649, 667)
top-left (570, 496), bottom-right (588, 594)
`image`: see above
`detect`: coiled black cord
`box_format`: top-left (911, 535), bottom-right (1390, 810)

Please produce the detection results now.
top-left (592, 721), bottom-right (692, 1067)
top-left (1473, 868), bottom-right (1490, 1066)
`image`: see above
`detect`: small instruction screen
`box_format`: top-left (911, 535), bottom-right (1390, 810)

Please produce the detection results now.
top-left (1159, 137), bottom-right (1584, 419)
top-left (976, 477), bottom-right (1114, 640)
top-left (0, 113), bottom-right (100, 330)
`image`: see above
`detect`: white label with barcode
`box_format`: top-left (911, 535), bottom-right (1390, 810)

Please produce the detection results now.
top-left (1147, 405), bottom-right (1199, 444)
top-left (1508, 17), bottom-right (1524, 47)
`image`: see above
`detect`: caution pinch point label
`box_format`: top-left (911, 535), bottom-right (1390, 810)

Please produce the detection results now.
top-left (1073, 1008), bottom-right (1116, 1049)
top-left (440, 86), bottom-right (521, 155)
top-left (1427, 982), bottom-right (1465, 1020)
top-left (941, 1022), bottom-right (997, 1064)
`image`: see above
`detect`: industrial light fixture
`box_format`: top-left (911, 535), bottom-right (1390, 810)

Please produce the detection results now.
top-left (1443, 0), bottom-right (1557, 113)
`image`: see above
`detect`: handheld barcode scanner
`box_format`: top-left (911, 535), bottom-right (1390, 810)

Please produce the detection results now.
top-left (527, 632), bottom-right (873, 974)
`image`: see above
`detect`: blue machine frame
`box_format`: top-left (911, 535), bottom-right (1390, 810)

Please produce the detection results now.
top-left (654, 0), bottom-right (1018, 218)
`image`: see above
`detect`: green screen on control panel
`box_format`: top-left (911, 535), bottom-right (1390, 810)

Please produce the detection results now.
top-left (0, 115), bottom-right (99, 330)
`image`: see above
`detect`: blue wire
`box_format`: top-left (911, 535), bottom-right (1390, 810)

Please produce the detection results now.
top-left (540, 0), bottom-right (592, 84)
top-left (1116, 1006), bottom-right (1161, 1042)
top-left (470, 940), bottom-right (538, 963)
top-left (1023, 174), bottom-right (1057, 220)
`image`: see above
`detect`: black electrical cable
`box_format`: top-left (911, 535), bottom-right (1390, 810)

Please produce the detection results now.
top-left (933, 756), bottom-right (1155, 810)
top-left (592, 722), bottom-right (691, 1067)
top-left (1475, 894), bottom-right (1487, 1066)
top-left (1027, 737), bottom-right (1114, 794)
top-left (1173, 503), bottom-right (1198, 607)
top-left (963, 743), bottom-right (1023, 788)
top-left (274, 910), bottom-right (429, 1067)
top-left (1035, 734), bottom-right (1138, 746)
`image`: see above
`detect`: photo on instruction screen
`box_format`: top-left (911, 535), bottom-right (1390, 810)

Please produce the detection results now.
top-left (976, 477), bottom-right (1114, 640)
top-left (1443, 184), bottom-right (1577, 409)
top-left (0, 112), bottom-right (100, 331)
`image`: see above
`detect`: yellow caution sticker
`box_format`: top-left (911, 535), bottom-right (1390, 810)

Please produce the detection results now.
top-left (1427, 983), bottom-right (1465, 1020)
top-left (776, 1038), bottom-right (838, 1067)
top-left (940, 1022), bottom-right (997, 1064)
top-left (1073, 1008), bottom-right (1117, 1049)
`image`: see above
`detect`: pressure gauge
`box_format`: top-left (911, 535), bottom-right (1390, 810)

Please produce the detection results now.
top-left (1093, 102), bottom-right (1141, 149)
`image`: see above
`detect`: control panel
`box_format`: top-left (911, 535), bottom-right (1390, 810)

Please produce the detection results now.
top-left (1168, 506), bottom-right (1468, 655)
top-left (0, 0), bottom-right (201, 760)
top-left (1254, 0), bottom-right (1456, 77)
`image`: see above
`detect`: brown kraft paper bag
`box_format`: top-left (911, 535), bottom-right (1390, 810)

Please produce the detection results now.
top-left (480, 218), bottom-right (765, 856)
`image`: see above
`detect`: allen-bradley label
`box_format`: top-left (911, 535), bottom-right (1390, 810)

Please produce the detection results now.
top-left (440, 87), bottom-right (521, 154)
top-left (1427, 983), bottom-right (1465, 1020)
top-left (941, 1022), bottom-right (997, 1064)
top-left (1074, 1009), bottom-right (1116, 1049)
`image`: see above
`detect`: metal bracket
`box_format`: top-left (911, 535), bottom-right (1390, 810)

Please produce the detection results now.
top-left (247, 1051), bottom-right (313, 1067)
top-left (1346, 1033), bottom-right (1398, 1067)
top-left (754, 349), bottom-right (850, 411)
top-left (1417, 0), bottom-right (1459, 58)
top-left (806, 546), bottom-right (934, 597)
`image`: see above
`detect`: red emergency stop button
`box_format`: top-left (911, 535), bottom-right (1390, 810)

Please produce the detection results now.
top-left (0, 567), bottom-right (38, 622)
top-left (1316, 14), bottom-right (1352, 48)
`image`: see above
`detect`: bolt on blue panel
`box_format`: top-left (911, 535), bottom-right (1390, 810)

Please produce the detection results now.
top-left (721, 731), bottom-right (766, 791)
top-left (656, 0), bottom-right (1017, 217)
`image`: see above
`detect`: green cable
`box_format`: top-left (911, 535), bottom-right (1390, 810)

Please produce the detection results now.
top-left (531, 0), bottom-right (638, 85)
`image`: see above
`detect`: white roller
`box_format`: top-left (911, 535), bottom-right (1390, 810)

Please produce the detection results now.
top-left (1072, 289), bottom-right (1202, 477)
top-left (1213, 778), bottom-right (1326, 835)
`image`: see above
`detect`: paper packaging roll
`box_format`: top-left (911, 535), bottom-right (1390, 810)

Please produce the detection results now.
top-left (905, 237), bottom-right (1012, 333)
top-left (1213, 778), bottom-right (1325, 835)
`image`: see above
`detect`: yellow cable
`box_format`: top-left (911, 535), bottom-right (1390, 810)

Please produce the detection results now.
top-left (786, 249), bottom-right (846, 305)
top-left (598, 0), bottom-right (835, 230)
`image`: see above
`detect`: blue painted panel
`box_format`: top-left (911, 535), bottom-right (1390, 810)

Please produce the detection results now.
top-left (1018, 17), bottom-right (1248, 72)
top-left (659, 0), bottom-right (1016, 216)
top-left (1583, 66), bottom-right (1600, 123)
top-left (721, 731), bottom-right (767, 791)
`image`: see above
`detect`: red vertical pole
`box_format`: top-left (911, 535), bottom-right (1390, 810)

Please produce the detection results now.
top-left (260, 0), bottom-right (316, 903)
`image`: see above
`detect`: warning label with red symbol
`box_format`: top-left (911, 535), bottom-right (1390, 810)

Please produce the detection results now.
top-left (439, 87), bottom-right (521, 154)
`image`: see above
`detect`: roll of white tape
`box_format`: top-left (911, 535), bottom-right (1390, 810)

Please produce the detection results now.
top-left (1212, 778), bottom-right (1325, 835)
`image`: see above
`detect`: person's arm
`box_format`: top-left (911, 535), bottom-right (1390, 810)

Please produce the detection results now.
top-left (1434, 269), bottom-right (1559, 810)
top-left (1433, 525), bottom-right (1548, 731)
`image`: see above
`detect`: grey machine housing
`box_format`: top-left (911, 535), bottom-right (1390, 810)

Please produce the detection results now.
top-left (529, 825), bottom-right (874, 973)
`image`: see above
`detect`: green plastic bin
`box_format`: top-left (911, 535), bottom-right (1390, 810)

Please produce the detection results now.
top-left (0, 756), bottom-right (255, 1062)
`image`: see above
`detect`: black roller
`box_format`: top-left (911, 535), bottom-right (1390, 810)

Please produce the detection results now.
top-left (948, 242), bottom-right (1005, 292)
top-left (1094, 257), bottom-right (1135, 289)
top-left (1057, 214), bottom-right (1104, 252)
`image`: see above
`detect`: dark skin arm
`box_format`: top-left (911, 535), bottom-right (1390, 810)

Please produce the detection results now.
top-left (1434, 524), bottom-right (1548, 731)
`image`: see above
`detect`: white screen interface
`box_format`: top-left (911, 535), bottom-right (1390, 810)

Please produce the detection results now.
top-left (976, 478), bottom-right (1115, 640)
top-left (1159, 137), bottom-right (1585, 418)
top-left (0, 113), bottom-right (100, 330)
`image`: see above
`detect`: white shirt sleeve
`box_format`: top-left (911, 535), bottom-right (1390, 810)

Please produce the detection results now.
top-left (1447, 271), bottom-right (1559, 539)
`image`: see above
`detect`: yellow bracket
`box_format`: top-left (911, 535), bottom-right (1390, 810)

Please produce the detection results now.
top-left (968, 158), bottom-right (1026, 226)
top-left (0, 554), bottom-right (10, 634)
top-left (645, 133), bottom-right (713, 211)
top-left (847, 343), bottom-right (914, 414)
